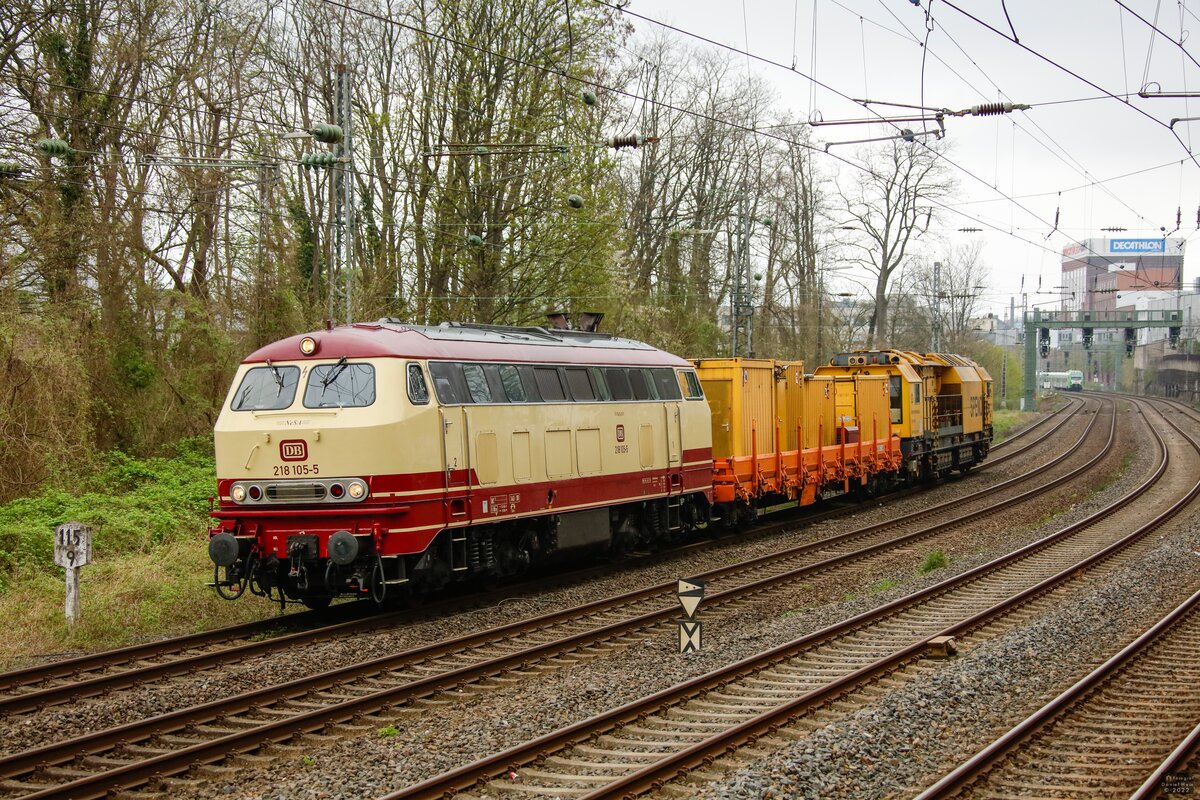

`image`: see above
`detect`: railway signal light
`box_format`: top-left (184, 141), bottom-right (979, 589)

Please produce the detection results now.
top-left (1124, 327), bottom-right (1136, 357)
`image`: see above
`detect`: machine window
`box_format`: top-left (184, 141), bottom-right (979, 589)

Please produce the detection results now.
top-left (913, 384), bottom-right (922, 404)
top-left (889, 375), bottom-right (902, 424)
top-left (231, 364), bottom-right (300, 411)
top-left (565, 368), bottom-right (596, 401)
top-left (680, 370), bottom-right (704, 399)
top-left (303, 362), bottom-right (376, 408)
top-left (604, 368), bottom-right (633, 400)
top-left (629, 369), bottom-right (653, 400)
top-left (589, 367), bottom-right (612, 400)
top-left (428, 361), bottom-right (465, 404)
top-left (482, 365), bottom-right (509, 402)
top-left (462, 364), bottom-right (492, 403)
top-left (497, 365), bottom-right (526, 402)
top-left (518, 366), bottom-right (542, 401)
top-left (407, 363), bottom-right (429, 405)
top-left (651, 368), bottom-right (682, 400)
top-left (534, 367), bottom-right (567, 401)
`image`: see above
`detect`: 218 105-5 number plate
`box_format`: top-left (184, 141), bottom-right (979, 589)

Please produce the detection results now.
top-left (273, 463), bottom-right (320, 476)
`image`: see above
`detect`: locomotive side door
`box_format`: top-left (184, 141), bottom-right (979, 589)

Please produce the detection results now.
top-left (439, 406), bottom-right (472, 521)
top-left (665, 402), bottom-right (682, 491)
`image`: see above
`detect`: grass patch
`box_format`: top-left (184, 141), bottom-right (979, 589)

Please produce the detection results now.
top-left (0, 437), bottom-right (282, 670)
top-left (992, 409), bottom-right (1038, 443)
top-left (870, 578), bottom-right (900, 593)
top-left (919, 550), bottom-right (948, 574)
top-left (379, 724), bottom-right (399, 737)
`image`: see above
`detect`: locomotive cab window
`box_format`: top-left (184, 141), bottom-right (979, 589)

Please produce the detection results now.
top-left (407, 363), bottom-right (429, 405)
top-left (679, 369), bottom-right (704, 400)
top-left (889, 376), bottom-right (903, 424)
top-left (231, 364), bottom-right (300, 411)
top-left (304, 361), bottom-right (376, 408)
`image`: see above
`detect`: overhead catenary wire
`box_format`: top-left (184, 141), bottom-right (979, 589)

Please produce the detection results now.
top-left (1, 0), bottom-right (1176, 301)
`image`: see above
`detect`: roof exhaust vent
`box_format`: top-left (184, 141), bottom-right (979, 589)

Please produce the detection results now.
top-left (544, 312), bottom-right (604, 333)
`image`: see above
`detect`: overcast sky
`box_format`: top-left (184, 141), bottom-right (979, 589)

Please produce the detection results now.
top-left (627, 0), bottom-right (1200, 318)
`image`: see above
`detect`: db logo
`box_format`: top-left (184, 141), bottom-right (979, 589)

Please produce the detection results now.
top-left (616, 424), bottom-right (625, 442)
top-left (280, 440), bottom-right (308, 461)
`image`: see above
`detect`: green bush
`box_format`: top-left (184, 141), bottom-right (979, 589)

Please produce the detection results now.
top-left (0, 437), bottom-right (216, 591)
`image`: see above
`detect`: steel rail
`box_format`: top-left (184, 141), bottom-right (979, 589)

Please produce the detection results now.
top-left (0, 401), bottom-right (1109, 798)
top-left (1131, 720), bottom-right (1200, 800)
top-left (386, 397), bottom-right (1192, 800)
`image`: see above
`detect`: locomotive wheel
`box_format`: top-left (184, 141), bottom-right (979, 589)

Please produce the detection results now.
top-left (369, 556), bottom-right (387, 606)
top-left (302, 595), bottom-right (333, 611)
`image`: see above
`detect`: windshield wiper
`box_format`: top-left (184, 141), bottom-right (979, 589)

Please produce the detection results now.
top-left (321, 357), bottom-right (349, 392)
top-left (235, 384), bottom-right (253, 410)
top-left (266, 359), bottom-right (285, 395)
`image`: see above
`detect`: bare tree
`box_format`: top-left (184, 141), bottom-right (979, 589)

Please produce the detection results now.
top-left (836, 140), bottom-right (953, 348)
top-left (908, 240), bottom-right (990, 351)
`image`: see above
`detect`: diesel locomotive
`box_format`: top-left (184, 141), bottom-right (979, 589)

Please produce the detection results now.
top-left (207, 320), bottom-right (992, 608)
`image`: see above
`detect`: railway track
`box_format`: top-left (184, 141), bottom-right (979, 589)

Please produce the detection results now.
top-left (0, 397), bottom-right (1081, 718)
top-left (915, 584), bottom-right (1200, 799)
top-left (0, 402), bottom-right (1104, 797)
top-left (379, 397), bottom-right (1199, 799)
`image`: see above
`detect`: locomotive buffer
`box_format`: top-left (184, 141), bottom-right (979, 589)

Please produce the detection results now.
top-left (678, 578), bottom-right (705, 654)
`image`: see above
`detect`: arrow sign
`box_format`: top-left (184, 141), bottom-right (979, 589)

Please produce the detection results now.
top-left (677, 578), bottom-right (705, 618)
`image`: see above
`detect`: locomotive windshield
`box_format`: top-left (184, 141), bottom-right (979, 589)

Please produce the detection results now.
top-left (231, 364), bottom-right (300, 411)
top-left (303, 362), bottom-right (376, 408)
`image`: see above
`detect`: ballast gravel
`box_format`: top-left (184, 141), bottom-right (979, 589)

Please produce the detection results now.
top-left (687, 519), bottom-right (1200, 800)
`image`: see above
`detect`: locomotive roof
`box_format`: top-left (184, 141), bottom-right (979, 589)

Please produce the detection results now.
top-left (243, 320), bottom-right (691, 368)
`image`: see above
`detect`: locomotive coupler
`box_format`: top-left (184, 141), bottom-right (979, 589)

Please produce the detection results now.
top-left (285, 534), bottom-right (320, 579)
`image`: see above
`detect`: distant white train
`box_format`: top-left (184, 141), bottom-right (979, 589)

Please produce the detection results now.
top-left (1038, 370), bottom-right (1084, 392)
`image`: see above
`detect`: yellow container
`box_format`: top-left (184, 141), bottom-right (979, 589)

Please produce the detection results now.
top-left (694, 358), bottom-right (779, 459)
top-left (802, 375), bottom-right (838, 447)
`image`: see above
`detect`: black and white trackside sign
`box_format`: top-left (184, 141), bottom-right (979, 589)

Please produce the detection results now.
top-left (677, 578), bottom-right (705, 654)
top-left (54, 522), bottom-right (92, 626)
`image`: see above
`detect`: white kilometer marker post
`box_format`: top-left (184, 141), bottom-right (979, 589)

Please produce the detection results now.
top-left (677, 578), bottom-right (705, 654)
top-left (53, 522), bottom-right (92, 627)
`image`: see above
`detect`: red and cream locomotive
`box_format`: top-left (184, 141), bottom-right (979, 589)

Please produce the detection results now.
top-left (207, 318), bottom-right (714, 608)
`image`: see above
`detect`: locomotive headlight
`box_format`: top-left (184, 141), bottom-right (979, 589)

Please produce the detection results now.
top-left (299, 336), bottom-right (319, 356)
top-left (231, 484), bottom-right (247, 502)
top-left (348, 480), bottom-right (367, 499)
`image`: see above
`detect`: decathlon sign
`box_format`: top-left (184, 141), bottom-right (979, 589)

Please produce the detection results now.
top-left (1109, 239), bottom-right (1164, 253)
